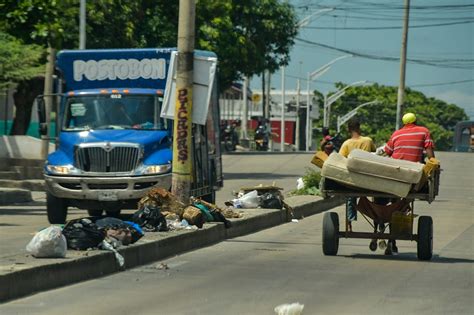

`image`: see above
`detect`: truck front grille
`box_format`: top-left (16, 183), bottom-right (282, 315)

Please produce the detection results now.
top-left (75, 145), bottom-right (141, 173)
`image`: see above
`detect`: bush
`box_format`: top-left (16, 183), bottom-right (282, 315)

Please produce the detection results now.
top-left (289, 168), bottom-right (322, 196)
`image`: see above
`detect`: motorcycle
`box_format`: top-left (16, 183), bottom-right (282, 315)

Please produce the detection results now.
top-left (221, 124), bottom-right (239, 151)
top-left (254, 125), bottom-right (269, 151)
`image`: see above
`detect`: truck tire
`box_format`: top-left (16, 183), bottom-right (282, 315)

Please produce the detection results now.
top-left (417, 216), bottom-right (433, 261)
top-left (88, 210), bottom-right (103, 216)
top-left (47, 193), bottom-right (68, 224)
top-left (322, 212), bottom-right (339, 256)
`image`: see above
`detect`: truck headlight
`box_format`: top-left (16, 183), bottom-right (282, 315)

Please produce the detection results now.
top-left (46, 164), bottom-right (79, 175)
top-left (140, 164), bottom-right (172, 175)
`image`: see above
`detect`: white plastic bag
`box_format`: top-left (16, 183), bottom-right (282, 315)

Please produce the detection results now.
top-left (296, 177), bottom-right (305, 190)
top-left (26, 226), bottom-right (67, 258)
top-left (236, 190), bottom-right (260, 208)
top-left (274, 303), bottom-right (305, 315)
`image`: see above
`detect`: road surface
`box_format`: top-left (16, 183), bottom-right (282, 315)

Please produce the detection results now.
top-left (1, 152), bottom-right (472, 314)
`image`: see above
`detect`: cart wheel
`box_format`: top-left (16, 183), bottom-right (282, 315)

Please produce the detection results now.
top-left (322, 212), bottom-right (339, 256)
top-left (369, 240), bottom-right (377, 252)
top-left (417, 216), bottom-right (433, 261)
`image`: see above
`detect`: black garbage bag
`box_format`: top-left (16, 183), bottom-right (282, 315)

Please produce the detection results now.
top-left (62, 218), bottom-right (105, 250)
top-left (261, 192), bottom-right (283, 209)
top-left (131, 205), bottom-right (168, 232)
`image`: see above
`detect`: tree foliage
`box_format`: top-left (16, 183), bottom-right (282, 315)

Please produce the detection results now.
top-left (318, 83), bottom-right (469, 151)
top-left (1, 0), bottom-right (298, 91)
top-left (0, 32), bottom-right (44, 89)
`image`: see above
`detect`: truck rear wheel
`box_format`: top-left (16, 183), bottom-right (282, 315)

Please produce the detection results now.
top-left (47, 193), bottom-right (68, 224)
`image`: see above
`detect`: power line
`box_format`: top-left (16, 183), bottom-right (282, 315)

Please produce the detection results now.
top-left (410, 79), bottom-right (474, 87)
top-left (295, 37), bottom-right (474, 69)
top-left (304, 20), bottom-right (474, 30)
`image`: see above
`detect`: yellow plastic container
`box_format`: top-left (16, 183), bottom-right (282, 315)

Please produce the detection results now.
top-left (391, 211), bottom-right (413, 236)
top-left (311, 151), bottom-right (329, 168)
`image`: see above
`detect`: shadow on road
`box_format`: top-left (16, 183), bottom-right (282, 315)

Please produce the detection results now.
top-left (0, 208), bottom-right (46, 216)
top-left (342, 253), bottom-right (474, 264)
top-left (223, 172), bottom-right (297, 180)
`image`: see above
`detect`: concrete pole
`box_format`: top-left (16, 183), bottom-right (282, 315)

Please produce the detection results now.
top-left (79, 0), bottom-right (86, 49)
top-left (306, 73), bottom-right (310, 152)
top-left (295, 79), bottom-right (300, 150)
top-left (171, 0), bottom-right (195, 203)
top-left (41, 46), bottom-right (56, 160)
top-left (265, 70), bottom-right (271, 119)
top-left (280, 66), bottom-right (285, 152)
top-left (396, 0), bottom-right (410, 130)
top-left (241, 76), bottom-right (248, 140)
top-left (323, 94), bottom-right (328, 128)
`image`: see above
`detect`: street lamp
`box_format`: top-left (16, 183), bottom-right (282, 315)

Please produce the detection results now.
top-left (323, 80), bottom-right (367, 128)
top-left (337, 100), bottom-right (379, 133)
top-left (280, 8), bottom-right (335, 152)
top-left (305, 55), bottom-right (352, 151)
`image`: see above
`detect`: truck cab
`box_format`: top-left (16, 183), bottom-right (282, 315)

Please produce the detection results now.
top-left (38, 49), bottom-right (222, 223)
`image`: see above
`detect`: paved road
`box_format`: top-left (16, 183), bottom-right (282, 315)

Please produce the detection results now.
top-left (1, 151), bottom-right (472, 314)
top-left (0, 153), bottom-right (313, 259)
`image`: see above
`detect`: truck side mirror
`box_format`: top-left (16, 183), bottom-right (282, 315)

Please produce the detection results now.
top-left (36, 95), bottom-right (47, 136)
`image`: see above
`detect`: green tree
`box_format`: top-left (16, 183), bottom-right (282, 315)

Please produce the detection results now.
top-left (320, 83), bottom-right (468, 151)
top-left (0, 32), bottom-right (43, 89)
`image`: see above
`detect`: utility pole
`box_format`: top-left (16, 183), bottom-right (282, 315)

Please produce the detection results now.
top-left (306, 73), bottom-right (311, 151)
top-left (280, 66), bottom-right (285, 152)
top-left (171, 0), bottom-right (195, 203)
top-left (396, 0), bottom-right (410, 130)
top-left (79, 0), bottom-right (86, 49)
top-left (41, 46), bottom-right (56, 160)
top-left (241, 76), bottom-right (249, 141)
top-left (295, 79), bottom-right (300, 150)
top-left (265, 70), bottom-right (271, 120)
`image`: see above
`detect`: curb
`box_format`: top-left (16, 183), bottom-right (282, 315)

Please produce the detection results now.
top-left (0, 188), bottom-right (33, 205)
top-left (0, 196), bottom-right (343, 303)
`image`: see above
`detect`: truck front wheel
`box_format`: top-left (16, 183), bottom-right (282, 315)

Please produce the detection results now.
top-left (47, 193), bottom-right (68, 224)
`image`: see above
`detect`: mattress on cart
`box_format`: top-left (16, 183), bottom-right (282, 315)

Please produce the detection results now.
top-left (347, 149), bottom-right (424, 184)
top-left (321, 152), bottom-right (412, 197)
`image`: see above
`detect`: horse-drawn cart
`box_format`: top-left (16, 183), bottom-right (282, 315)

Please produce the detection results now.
top-left (320, 168), bottom-right (440, 260)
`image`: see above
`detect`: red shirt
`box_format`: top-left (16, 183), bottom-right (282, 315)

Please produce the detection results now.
top-left (384, 124), bottom-right (434, 162)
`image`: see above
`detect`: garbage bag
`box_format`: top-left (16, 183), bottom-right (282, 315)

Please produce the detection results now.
top-left (96, 217), bottom-right (141, 245)
top-left (62, 218), bottom-right (105, 250)
top-left (26, 226), bottom-right (67, 258)
top-left (123, 221), bottom-right (144, 243)
top-left (131, 205), bottom-right (168, 232)
top-left (236, 190), bottom-right (260, 208)
top-left (261, 192), bottom-right (283, 209)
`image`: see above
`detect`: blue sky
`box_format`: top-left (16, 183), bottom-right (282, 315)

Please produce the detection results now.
top-left (250, 0), bottom-right (474, 119)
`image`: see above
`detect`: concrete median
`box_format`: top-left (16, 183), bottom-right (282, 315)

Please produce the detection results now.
top-left (0, 195), bottom-right (342, 303)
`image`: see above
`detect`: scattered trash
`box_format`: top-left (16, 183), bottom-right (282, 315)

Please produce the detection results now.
top-left (99, 240), bottom-right (125, 268)
top-left (156, 262), bottom-right (169, 270)
top-left (26, 226), bottom-right (67, 258)
top-left (132, 204), bottom-right (168, 232)
top-left (182, 206), bottom-right (205, 228)
top-left (62, 218), bottom-right (105, 250)
top-left (138, 187), bottom-right (186, 218)
top-left (274, 302), bottom-right (305, 315)
top-left (233, 190), bottom-right (260, 208)
top-left (291, 219), bottom-right (299, 223)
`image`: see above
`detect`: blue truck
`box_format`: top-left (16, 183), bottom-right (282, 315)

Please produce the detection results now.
top-left (37, 48), bottom-right (223, 223)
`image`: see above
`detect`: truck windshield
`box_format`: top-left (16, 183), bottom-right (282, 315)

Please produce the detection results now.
top-left (63, 94), bottom-right (167, 131)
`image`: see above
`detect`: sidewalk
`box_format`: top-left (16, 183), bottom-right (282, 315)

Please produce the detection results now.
top-left (0, 194), bottom-right (343, 302)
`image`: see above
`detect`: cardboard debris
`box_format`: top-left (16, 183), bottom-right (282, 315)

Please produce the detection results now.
top-left (138, 187), bottom-right (186, 217)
